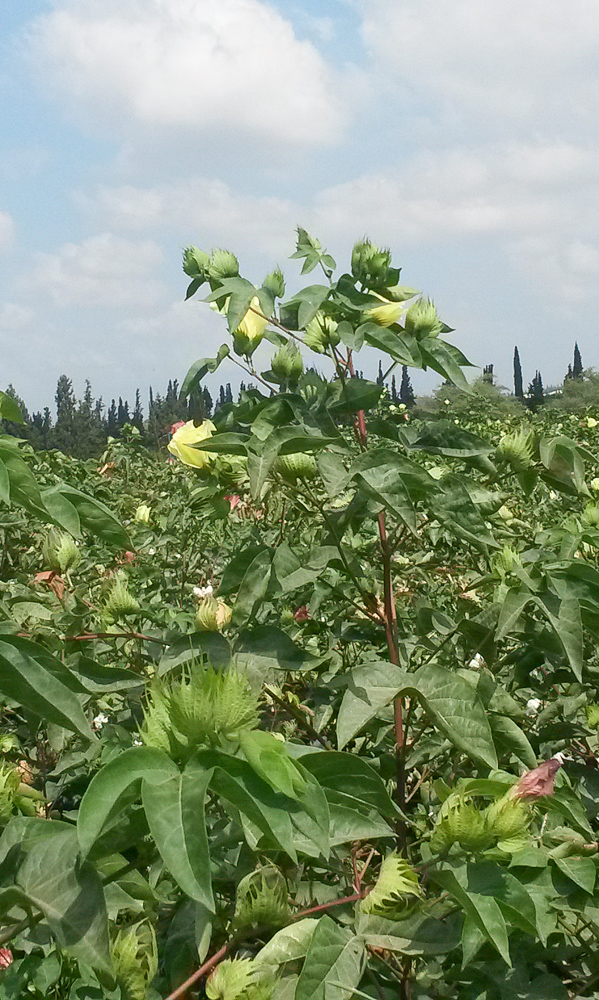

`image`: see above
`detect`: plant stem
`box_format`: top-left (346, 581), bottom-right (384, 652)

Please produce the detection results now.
top-left (264, 684), bottom-right (332, 750)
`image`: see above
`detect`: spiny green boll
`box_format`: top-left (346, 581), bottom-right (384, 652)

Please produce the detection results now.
top-left (111, 922), bottom-right (158, 1000)
top-left (104, 572), bottom-right (140, 621)
top-left (304, 311), bottom-right (340, 354)
top-left (233, 867), bottom-right (290, 933)
top-left (42, 529), bottom-right (81, 574)
top-left (496, 427), bottom-right (535, 472)
top-left (276, 453), bottom-right (317, 483)
top-left (196, 596), bottom-right (233, 632)
top-left (208, 248), bottom-right (240, 282)
top-left (279, 606), bottom-right (295, 626)
top-left (404, 298), bottom-right (442, 339)
top-left (134, 504), bottom-right (151, 524)
top-left (582, 503), bottom-right (599, 528)
top-left (271, 341), bottom-right (303, 382)
top-left (139, 681), bottom-right (176, 756)
top-left (351, 238), bottom-right (392, 287)
top-left (206, 958), bottom-right (258, 1000)
top-left (183, 246), bottom-right (210, 279)
top-left (262, 267), bottom-right (285, 299)
top-left (485, 795), bottom-right (530, 842)
top-left (492, 545), bottom-right (523, 579)
top-left (586, 704), bottom-right (599, 728)
top-left (360, 853), bottom-right (421, 919)
top-left (0, 734), bottom-right (19, 755)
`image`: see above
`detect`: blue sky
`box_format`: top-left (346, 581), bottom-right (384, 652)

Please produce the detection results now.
top-left (1, 0), bottom-right (599, 414)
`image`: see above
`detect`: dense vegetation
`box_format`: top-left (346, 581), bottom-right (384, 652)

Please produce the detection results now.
top-left (1, 232), bottom-right (599, 999)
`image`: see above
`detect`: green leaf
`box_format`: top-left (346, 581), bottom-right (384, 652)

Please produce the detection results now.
top-left (16, 827), bottom-right (111, 972)
top-left (328, 378), bottom-right (382, 416)
top-left (488, 714), bottom-right (537, 769)
top-left (420, 338), bottom-right (474, 390)
top-left (141, 758), bottom-right (214, 910)
top-left (233, 626), bottom-right (323, 674)
top-left (430, 475), bottom-right (497, 554)
top-left (180, 344), bottom-right (230, 398)
top-left (356, 912), bottom-right (461, 955)
top-left (77, 747), bottom-right (178, 858)
top-left (232, 549), bottom-right (273, 625)
top-left (0, 457), bottom-right (9, 506)
top-left (0, 447), bottom-right (48, 519)
top-left (159, 632), bottom-right (232, 674)
top-left (553, 855), bottom-right (596, 894)
top-left (337, 660), bottom-right (408, 750)
top-left (254, 918), bottom-right (319, 967)
top-left (0, 638), bottom-right (96, 742)
top-left (430, 867), bottom-right (511, 965)
top-left (295, 915), bottom-right (365, 1000)
top-left (412, 663), bottom-right (498, 769)
top-left (300, 751), bottom-right (397, 818)
top-left (50, 485), bottom-right (131, 549)
top-left (409, 420), bottom-right (494, 458)
top-left (0, 390), bottom-right (25, 424)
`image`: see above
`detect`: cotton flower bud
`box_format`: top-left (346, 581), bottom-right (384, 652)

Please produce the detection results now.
top-left (485, 795), bottom-right (530, 842)
top-left (591, 478), bottom-right (599, 492)
top-left (582, 504), bottom-right (599, 527)
top-left (276, 453), bottom-right (317, 483)
top-left (233, 297), bottom-right (269, 356)
top-left (404, 298), bottom-right (442, 339)
top-left (526, 697), bottom-right (542, 716)
top-left (363, 293), bottom-right (405, 328)
top-left (183, 246), bottom-right (210, 279)
top-left (587, 416), bottom-right (598, 429)
top-left (196, 597), bottom-right (232, 632)
top-left (233, 867), bottom-right (290, 933)
top-left (42, 529), bottom-right (81, 574)
top-left (360, 853), bottom-right (421, 919)
top-left (304, 312), bottom-right (340, 353)
top-left (496, 427), bottom-right (535, 472)
top-left (492, 545), bottom-right (523, 578)
top-left (351, 238), bottom-right (392, 286)
top-left (586, 704), bottom-right (599, 728)
top-left (206, 958), bottom-right (258, 1000)
top-left (134, 504), bottom-right (151, 524)
top-left (103, 573), bottom-right (140, 621)
top-left (262, 267), bottom-right (286, 299)
top-left (111, 922), bottom-right (158, 1000)
top-left (208, 248), bottom-right (240, 281)
top-left (271, 340), bottom-right (304, 382)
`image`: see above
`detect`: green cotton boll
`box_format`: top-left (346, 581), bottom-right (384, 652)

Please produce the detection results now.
top-left (238, 729), bottom-right (307, 799)
top-left (303, 312), bottom-right (340, 353)
top-left (233, 867), bottom-right (290, 933)
top-left (404, 298), bottom-right (442, 339)
top-left (42, 528), bottom-right (81, 574)
top-left (496, 427), bottom-right (535, 472)
top-left (160, 666), bottom-right (260, 756)
top-left (208, 248), bottom-right (240, 281)
top-left (360, 853), bottom-right (421, 920)
top-left (0, 764), bottom-right (20, 826)
top-left (139, 682), bottom-right (178, 756)
top-left (276, 452), bottom-right (317, 483)
top-left (183, 246), bottom-right (210, 278)
top-left (271, 340), bottom-right (304, 382)
top-left (111, 922), bottom-right (158, 1000)
top-left (432, 795), bottom-right (492, 854)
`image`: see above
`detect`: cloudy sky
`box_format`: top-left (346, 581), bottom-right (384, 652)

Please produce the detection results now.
top-left (1, 0), bottom-right (598, 413)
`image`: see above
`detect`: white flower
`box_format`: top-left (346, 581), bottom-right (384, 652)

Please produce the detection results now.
top-left (133, 738), bottom-right (143, 747)
top-left (468, 653), bottom-right (485, 669)
top-left (444, 399), bottom-right (450, 406)
top-left (93, 712), bottom-right (109, 730)
top-left (591, 478), bottom-right (599, 492)
top-left (193, 584), bottom-right (214, 600)
top-left (526, 698), bottom-right (542, 716)
top-left (549, 491), bottom-right (559, 500)
top-left (148, 547), bottom-right (156, 555)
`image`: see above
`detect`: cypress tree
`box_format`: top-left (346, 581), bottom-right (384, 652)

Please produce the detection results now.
top-left (377, 360), bottom-right (384, 386)
top-left (513, 347), bottom-right (523, 398)
top-left (527, 371), bottom-right (544, 409)
top-left (202, 386), bottom-right (213, 417)
top-left (132, 389), bottom-right (144, 431)
top-left (391, 373), bottom-right (398, 402)
top-left (399, 366), bottom-right (415, 407)
top-left (573, 342), bottom-right (583, 378)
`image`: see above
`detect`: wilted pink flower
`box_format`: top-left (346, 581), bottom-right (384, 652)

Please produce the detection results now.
top-left (0, 949), bottom-right (13, 969)
top-left (170, 420), bottom-right (185, 437)
top-left (511, 757), bottom-right (562, 800)
top-left (294, 605), bottom-right (309, 622)
top-left (225, 494), bottom-right (242, 511)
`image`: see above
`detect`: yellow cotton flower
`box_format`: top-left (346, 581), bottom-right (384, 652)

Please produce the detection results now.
top-left (167, 420), bottom-right (216, 469)
top-left (233, 297), bottom-right (269, 355)
top-left (363, 292), bottom-right (404, 327)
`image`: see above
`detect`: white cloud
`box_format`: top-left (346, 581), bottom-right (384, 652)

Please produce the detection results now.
top-left (0, 211), bottom-right (15, 251)
top-left (360, 0), bottom-right (599, 137)
top-left (29, 233), bottom-right (164, 308)
top-left (76, 178), bottom-right (296, 258)
top-left (31, 0), bottom-right (345, 146)
top-left (0, 303), bottom-right (35, 331)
